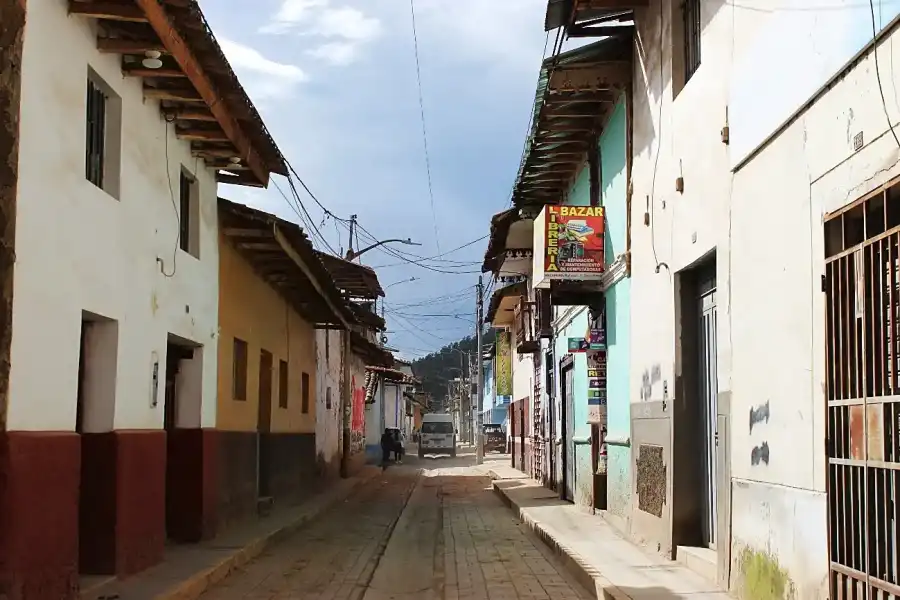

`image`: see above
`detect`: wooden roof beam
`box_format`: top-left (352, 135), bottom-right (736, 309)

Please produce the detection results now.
top-left (576, 0), bottom-right (647, 9)
top-left (69, 1), bottom-right (147, 22)
top-left (97, 37), bottom-right (166, 54)
top-left (143, 85), bottom-right (202, 102)
top-left (123, 66), bottom-right (186, 78)
top-left (168, 109), bottom-right (217, 122)
top-left (548, 63), bottom-right (632, 92)
top-left (134, 0), bottom-right (270, 186)
top-left (176, 128), bottom-right (230, 142)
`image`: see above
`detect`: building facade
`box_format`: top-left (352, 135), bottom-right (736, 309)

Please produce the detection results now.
top-left (0, 0), bottom-right (284, 596)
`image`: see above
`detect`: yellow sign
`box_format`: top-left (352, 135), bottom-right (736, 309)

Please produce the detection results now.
top-left (495, 331), bottom-right (512, 397)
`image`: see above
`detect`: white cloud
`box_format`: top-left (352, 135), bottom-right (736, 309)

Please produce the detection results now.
top-left (311, 6), bottom-right (382, 41)
top-left (259, 1), bottom-right (381, 66)
top-left (218, 37), bottom-right (307, 100)
top-left (306, 42), bottom-right (358, 66)
top-left (259, 0), bottom-right (328, 33)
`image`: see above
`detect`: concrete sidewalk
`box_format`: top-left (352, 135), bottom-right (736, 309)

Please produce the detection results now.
top-left (490, 476), bottom-right (732, 600)
top-left (81, 467), bottom-right (378, 600)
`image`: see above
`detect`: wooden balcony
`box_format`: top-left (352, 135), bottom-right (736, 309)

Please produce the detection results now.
top-left (515, 298), bottom-right (541, 355)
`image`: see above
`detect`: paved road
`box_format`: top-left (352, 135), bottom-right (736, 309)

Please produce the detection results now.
top-left (201, 449), bottom-right (590, 600)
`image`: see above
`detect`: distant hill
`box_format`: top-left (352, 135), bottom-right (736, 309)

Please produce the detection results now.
top-left (411, 330), bottom-right (496, 406)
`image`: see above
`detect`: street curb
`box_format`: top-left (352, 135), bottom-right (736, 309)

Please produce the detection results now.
top-left (492, 481), bottom-right (630, 600)
top-left (154, 469), bottom-right (378, 600)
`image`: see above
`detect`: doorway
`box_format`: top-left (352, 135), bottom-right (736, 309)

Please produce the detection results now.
top-left (164, 339), bottom-right (195, 540)
top-left (545, 349), bottom-right (556, 491)
top-left (257, 349), bottom-right (273, 500)
top-left (698, 275), bottom-right (718, 549)
top-left (560, 357), bottom-right (575, 502)
top-left (76, 312), bottom-right (119, 575)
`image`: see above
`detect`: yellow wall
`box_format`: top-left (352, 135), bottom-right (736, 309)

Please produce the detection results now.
top-left (217, 233), bottom-right (317, 433)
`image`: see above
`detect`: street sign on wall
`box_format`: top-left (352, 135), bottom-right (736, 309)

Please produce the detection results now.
top-left (533, 204), bottom-right (605, 288)
top-left (495, 330), bottom-right (512, 397)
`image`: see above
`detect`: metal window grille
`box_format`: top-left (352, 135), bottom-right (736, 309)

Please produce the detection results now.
top-left (85, 78), bottom-right (107, 188)
top-left (824, 183), bottom-right (900, 599)
top-left (682, 0), bottom-right (701, 84)
top-left (179, 171), bottom-right (192, 253)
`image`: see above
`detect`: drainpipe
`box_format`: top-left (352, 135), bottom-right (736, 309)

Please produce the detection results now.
top-left (340, 330), bottom-right (352, 478)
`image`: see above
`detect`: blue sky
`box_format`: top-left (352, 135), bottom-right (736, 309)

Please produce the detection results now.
top-left (202, 0), bottom-right (549, 360)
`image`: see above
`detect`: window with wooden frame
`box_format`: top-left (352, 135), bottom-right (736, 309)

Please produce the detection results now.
top-left (233, 338), bottom-right (248, 401)
top-left (301, 372), bottom-right (310, 413)
top-left (179, 168), bottom-right (200, 259)
top-left (682, 0), bottom-right (701, 85)
top-left (84, 69), bottom-right (122, 197)
top-left (278, 359), bottom-right (288, 409)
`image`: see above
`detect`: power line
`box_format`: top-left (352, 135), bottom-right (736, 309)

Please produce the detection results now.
top-left (368, 234), bottom-right (489, 268)
top-left (409, 0), bottom-right (441, 254)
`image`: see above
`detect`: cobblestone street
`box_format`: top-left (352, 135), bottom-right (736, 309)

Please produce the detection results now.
top-left (200, 451), bottom-right (591, 600)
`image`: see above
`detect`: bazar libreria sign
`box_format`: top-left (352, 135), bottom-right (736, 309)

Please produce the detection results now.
top-left (532, 205), bottom-right (605, 288)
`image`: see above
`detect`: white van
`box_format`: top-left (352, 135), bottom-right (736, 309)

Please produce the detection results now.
top-left (418, 413), bottom-right (456, 458)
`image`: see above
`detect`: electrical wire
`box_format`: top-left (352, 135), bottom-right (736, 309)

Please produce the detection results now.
top-left (409, 0), bottom-right (442, 254)
top-left (368, 235), bottom-right (488, 268)
top-left (868, 0), bottom-right (900, 149)
top-left (160, 117), bottom-right (180, 278)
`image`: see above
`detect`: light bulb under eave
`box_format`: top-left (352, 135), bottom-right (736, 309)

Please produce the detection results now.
top-left (142, 57), bottom-right (163, 69)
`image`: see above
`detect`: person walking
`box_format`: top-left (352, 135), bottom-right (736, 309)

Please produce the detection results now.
top-left (380, 428), bottom-right (394, 470)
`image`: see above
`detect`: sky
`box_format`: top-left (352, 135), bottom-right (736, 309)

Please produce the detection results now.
top-left (201, 0), bottom-right (550, 360)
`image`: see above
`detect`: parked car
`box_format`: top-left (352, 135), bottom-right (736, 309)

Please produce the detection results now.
top-left (418, 413), bottom-right (456, 458)
top-left (482, 423), bottom-right (506, 453)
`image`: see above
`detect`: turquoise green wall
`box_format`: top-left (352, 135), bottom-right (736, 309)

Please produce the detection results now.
top-left (555, 97), bottom-right (629, 511)
top-left (600, 99), bottom-right (631, 519)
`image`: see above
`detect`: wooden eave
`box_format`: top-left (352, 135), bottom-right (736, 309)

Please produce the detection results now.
top-left (512, 37), bottom-right (632, 209)
top-left (218, 198), bottom-right (356, 329)
top-left (482, 208), bottom-right (519, 274)
top-left (70, 0), bottom-right (287, 187)
top-left (351, 331), bottom-right (394, 367)
top-left (544, 0), bottom-right (641, 33)
top-left (349, 302), bottom-right (387, 332)
top-left (316, 252), bottom-right (385, 300)
top-left (485, 281), bottom-right (528, 325)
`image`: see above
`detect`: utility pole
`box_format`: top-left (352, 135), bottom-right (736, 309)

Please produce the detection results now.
top-left (476, 276), bottom-right (484, 465)
top-left (346, 214), bottom-right (357, 259)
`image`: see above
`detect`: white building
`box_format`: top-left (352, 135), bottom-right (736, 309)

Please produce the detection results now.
top-left (604, 0), bottom-right (900, 597)
top-left (0, 0), bottom-right (283, 595)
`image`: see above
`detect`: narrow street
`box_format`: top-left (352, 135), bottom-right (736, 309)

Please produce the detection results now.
top-left (200, 449), bottom-right (591, 600)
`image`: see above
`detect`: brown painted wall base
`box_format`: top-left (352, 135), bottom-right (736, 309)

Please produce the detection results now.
top-left (80, 430), bottom-right (166, 577)
top-left (0, 432), bottom-right (81, 600)
top-left (217, 431), bottom-right (322, 525)
top-left (217, 430), bottom-right (258, 527)
top-left (167, 428), bottom-right (218, 543)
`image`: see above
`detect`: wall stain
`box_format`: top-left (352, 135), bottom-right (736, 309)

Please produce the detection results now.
top-left (640, 364), bottom-right (661, 401)
top-left (749, 400), bottom-right (770, 433)
top-left (737, 547), bottom-right (795, 600)
top-left (750, 441), bottom-right (770, 466)
top-left (0, 0), bottom-right (25, 432)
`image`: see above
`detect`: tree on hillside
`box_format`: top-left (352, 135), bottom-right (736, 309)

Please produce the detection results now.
top-left (411, 329), bottom-right (496, 406)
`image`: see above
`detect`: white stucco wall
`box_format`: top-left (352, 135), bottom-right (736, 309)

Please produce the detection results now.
top-left (9, 1), bottom-right (219, 431)
top-left (630, 1), bottom-right (900, 597)
top-left (315, 329), bottom-right (343, 466)
top-left (728, 21), bottom-right (900, 597)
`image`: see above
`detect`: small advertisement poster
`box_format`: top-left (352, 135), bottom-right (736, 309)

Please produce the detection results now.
top-left (587, 351), bottom-right (608, 424)
top-left (495, 330), bottom-right (512, 397)
top-left (544, 205), bottom-right (605, 280)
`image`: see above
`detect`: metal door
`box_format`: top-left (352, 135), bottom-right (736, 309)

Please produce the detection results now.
top-left (562, 363), bottom-right (576, 502)
top-left (824, 192), bottom-right (900, 598)
top-left (698, 277), bottom-right (718, 549)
